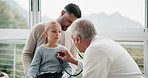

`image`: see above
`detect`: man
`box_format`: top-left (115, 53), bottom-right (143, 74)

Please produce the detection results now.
top-left (57, 18), bottom-right (144, 78)
top-left (21, 3), bottom-right (81, 75)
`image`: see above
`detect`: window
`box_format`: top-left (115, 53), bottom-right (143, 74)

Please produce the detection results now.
top-left (0, 0), bottom-right (29, 29)
top-left (41, 0), bottom-right (145, 32)
top-left (0, 40), bottom-right (25, 78)
top-left (0, 0), bottom-right (29, 77)
top-left (119, 42), bottom-right (144, 73)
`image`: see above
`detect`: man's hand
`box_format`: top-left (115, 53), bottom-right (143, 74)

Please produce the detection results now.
top-left (56, 50), bottom-right (78, 65)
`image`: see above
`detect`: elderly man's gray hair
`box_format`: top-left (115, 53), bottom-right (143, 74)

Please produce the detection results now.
top-left (70, 18), bottom-right (97, 40)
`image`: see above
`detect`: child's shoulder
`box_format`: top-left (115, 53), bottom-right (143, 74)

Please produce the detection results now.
top-left (58, 44), bottom-right (67, 50)
top-left (58, 44), bottom-right (65, 47)
top-left (37, 44), bottom-right (45, 50)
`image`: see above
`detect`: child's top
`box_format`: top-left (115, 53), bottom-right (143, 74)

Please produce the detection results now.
top-left (27, 44), bottom-right (72, 77)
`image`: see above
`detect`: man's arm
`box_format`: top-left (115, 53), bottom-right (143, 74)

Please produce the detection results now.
top-left (21, 26), bottom-right (38, 75)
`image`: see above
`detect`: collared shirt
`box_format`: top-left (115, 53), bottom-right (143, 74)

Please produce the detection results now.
top-left (78, 35), bottom-right (144, 78)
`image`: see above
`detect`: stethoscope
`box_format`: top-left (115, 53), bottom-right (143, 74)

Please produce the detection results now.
top-left (57, 41), bottom-right (83, 77)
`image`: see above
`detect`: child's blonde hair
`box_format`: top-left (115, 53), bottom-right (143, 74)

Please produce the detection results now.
top-left (44, 21), bottom-right (61, 44)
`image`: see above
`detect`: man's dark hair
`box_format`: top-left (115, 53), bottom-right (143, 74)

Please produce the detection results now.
top-left (64, 3), bottom-right (81, 18)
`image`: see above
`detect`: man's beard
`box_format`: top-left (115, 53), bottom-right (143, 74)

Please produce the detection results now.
top-left (60, 17), bottom-right (67, 31)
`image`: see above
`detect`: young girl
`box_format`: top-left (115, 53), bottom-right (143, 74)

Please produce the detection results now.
top-left (27, 21), bottom-right (72, 78)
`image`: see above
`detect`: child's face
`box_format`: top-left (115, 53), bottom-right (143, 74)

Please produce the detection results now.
top-left (46, 24), bottom-right (61, 43)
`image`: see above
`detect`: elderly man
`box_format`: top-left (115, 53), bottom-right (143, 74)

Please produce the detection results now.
top-left (57, 18), bottom-right (144, 78)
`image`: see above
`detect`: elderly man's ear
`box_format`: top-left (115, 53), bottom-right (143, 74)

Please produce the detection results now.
top-left (44, 32), bottom-right (48, 37)
top-left (76, 35), bottom-right (81, 43)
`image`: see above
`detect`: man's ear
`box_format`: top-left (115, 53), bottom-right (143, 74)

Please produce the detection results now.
top-left (44, 32), bottom-right (48, 37)
top-left (77, 35), bottom-right (81, 43)
top-left (60, 10), bottom-right (66, 16)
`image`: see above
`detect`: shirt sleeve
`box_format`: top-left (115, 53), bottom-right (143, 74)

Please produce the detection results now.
top-left (27, 47), bottom-right (42, 77)
top-left (78, 60), bottom-right (83, 70)
top-left (82, 47), bottom-right (111, 78)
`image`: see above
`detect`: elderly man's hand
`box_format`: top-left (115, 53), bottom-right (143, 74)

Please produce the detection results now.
top-left (56, 50), bottom-right (78, 65)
